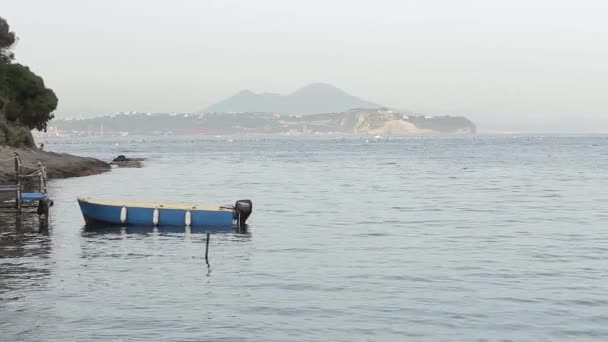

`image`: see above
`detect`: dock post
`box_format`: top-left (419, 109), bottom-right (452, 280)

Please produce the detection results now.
top-left (205, 232), bottom-right (210, 262)
top-left (14, 152), bottom-right (21, 211)
top-left (38, 162), bottom-right (46, 194)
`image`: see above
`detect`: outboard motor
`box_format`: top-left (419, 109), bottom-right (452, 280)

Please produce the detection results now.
top-left (234, 200), bottom-right (253, 229)
top-left (37, 197), bottom-right (54, 217)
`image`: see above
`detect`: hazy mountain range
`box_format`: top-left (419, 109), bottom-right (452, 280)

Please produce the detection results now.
top-left (47, 83), bottom-right (477, 135)
top-left (204, 83), bottom-right (382, 114)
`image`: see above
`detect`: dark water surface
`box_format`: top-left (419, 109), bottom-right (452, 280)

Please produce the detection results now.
top-left (1, 135), bottom-right (607, 341)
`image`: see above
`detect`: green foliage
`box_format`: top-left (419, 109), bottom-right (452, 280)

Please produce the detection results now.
top-left (0, 64), bottom-right (58, 131)
top-left (0, 115), bottom-right (11, 143)
top-left (0, 16), bottom-right (57, 136)
top-left (0, 115), bottom-right (34, 147)
top-left (0, 17), bottom-right (16, 64)
top-left (11, 125), bottom-right (34, 147)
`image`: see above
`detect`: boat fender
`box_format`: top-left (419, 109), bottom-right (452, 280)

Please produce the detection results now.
top-left (120, 206), bottom-right (127, 224)
top-left (185, 210), bottom-right (192, 227)
top-left (234, 199), bottom-right (253, 229)
top-left (153, 208), bottom-right (159, 226)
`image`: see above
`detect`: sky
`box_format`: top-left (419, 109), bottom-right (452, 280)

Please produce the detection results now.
top-left (3, 0), bottom-right (607, 132)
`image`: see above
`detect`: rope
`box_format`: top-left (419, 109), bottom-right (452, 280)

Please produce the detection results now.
top-left (20, 163), bottom-right (43, 170)
top-left (22, 170), bottom-right (43, 177)
top-left (0, 155), bottom-right (47, 175)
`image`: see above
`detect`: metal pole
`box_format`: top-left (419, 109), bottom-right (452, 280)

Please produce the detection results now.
top-left (14, 152), bottom-right (21, 211)
top-left (38, 162), bottom-right (44, 193)
top-left (15, 152), bottom-right (21, 211)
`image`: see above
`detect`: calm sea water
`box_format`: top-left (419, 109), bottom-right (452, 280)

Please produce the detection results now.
top-left (1, 135), bottom-right (607, 341)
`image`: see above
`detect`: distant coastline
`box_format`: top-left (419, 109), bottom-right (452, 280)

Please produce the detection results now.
top-left (44, 109), bottom-right (476, 137)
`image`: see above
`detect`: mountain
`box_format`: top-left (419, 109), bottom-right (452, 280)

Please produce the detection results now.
top-left (204, 83), bottom-right (382, 114)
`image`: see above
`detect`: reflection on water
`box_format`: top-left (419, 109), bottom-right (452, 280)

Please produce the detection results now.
top-left (81, 223), bottom-right (251, 236)
top-left (0, 212), bottom-right (52, 305)
top-left (78, 224), bottom-right (251, 269)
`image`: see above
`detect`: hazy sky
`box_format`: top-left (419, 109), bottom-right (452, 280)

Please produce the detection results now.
top-left (3, 0), bottom-right (607, 132)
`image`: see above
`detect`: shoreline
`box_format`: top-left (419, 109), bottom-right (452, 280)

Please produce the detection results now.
top-left (0, 146), bottom-right (111, 184)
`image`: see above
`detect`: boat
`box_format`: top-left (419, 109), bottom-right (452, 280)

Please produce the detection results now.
top-left (77, 198), bottom-right (252, 229)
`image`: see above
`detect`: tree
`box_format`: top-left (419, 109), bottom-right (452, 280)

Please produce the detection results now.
top-left (0, 16), bottom-right (16, 64)
top-left (0, 64), bottom-right (57, 130)
top-left (0, 17), bottom-right (57, 132)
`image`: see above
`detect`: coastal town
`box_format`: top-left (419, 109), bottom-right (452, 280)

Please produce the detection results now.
top-left (38, 108), bottom-right (476, 138)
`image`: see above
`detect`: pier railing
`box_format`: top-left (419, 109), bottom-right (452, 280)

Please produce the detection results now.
top-left (0, 152), bottom-right (49, 211)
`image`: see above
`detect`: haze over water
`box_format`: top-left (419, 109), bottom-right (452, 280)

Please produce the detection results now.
top-left (1, 134), bottom-right (607, 341)
top-left (4, 0), bottom-right (608, 132)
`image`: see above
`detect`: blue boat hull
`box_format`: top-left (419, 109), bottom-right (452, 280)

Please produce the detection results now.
top-left (78, 199), bottom-right (238, 228)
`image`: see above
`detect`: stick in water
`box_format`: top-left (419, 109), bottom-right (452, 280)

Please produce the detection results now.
top-left (205, 232), bottom-right (210, 262)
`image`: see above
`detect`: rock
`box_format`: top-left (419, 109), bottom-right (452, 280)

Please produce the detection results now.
top-left (0, 146), bottom-right (111, 184)
top-left (110, 155), bottom-right (145, 168)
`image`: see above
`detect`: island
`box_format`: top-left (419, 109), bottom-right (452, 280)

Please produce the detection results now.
top-left (47, 109), bottom-right (476, 136)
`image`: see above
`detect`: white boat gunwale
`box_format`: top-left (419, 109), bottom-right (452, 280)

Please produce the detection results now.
top-left (77, 197), bottom-right (234, 212)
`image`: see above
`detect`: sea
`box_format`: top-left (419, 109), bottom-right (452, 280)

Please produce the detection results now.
top-left (1, 134), bottom-right (607, 341)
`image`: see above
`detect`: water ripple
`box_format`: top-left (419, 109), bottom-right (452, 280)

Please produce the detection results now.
top-left (1, 135), bottom-right (608, 341)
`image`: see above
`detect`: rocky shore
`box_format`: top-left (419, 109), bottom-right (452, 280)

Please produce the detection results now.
top-left (0, 146), bottom-right (111, 183)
